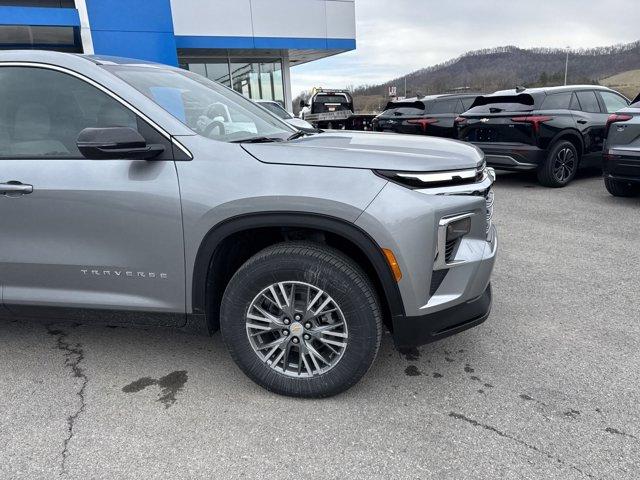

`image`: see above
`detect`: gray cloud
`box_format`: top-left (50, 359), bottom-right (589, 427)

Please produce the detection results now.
top-left (291, 0), bottom-right (640, 96)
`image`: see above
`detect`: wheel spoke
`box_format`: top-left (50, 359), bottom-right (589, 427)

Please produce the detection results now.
top-left (271, 347), bottom-right (286, 366)
top-left (246, 322), bottom-right (272, 331)
top-left (307, 347), bottom-right (323, 371)
top-left (264, 343), bottom-right (283, 362)
top-left (313, 296), bottom-right (332, 316)
top-left (267, 286), bottom-right (284, 309)
top-left (247, 313), bottom-right (272, 324)
top-left (307, 343), bottom-right (330, 366)
top-left (278, 282), bottom-right (290, 307)
top-left (306, 290), bottom-right (323, 311)
top-left (257, 337), bottom-right (287, 351)
top-left (313, 322), bottom-right (345, 334)
top-left (252, 305), bottom-right (279, 323)
top-left (320, 329), bottom-right (347, 338)
top-left (301, 352), bottom-right (313, 375)
top-left (319, 336), bottom-right (347, 349)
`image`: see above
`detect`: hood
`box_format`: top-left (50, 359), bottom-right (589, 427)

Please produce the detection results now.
top-left (242, 131), bottom-right (484, 172)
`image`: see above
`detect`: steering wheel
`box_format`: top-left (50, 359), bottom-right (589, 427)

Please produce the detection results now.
top-left (203, 120), bottom-right (225, 138)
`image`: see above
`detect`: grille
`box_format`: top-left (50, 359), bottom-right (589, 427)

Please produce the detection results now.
top-left (430, 269), bottom-right (449, 296)
top-left (445, 239), bottom-right (458, 263)
top-left (484, 189), bottom-right (495, 235)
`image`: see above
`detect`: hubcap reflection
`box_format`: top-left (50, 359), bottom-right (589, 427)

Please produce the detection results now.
top-left (245, 281), bottom-right (348, 378)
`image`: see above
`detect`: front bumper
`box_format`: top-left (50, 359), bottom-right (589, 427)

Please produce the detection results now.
top-left (392, 223), bottom-right (497, 348)
top-left (393, 284), bottom-right (492, 348)
top-left (473, 142), bottom-right (545, 170)
top-left (356, 171), bottom-right (498, 348)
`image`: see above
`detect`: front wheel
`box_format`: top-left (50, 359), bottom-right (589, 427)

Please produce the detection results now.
top-left (220, 242), bottom-right (382, 398)
top-left (604, 177), bottom-right (640, 197)
top-left (537, 140), bottom-right (579, 187)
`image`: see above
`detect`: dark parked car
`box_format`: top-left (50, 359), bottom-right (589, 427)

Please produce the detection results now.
top-left (457, 86), bottom-right (630, 187)
top-left (373, 93), bottom-right (481, 138)
top-left (603, 94), bottom-right (640, 197)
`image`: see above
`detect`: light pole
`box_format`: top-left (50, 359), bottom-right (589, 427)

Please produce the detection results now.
top-left (564, 46), bottom-right (570, 86)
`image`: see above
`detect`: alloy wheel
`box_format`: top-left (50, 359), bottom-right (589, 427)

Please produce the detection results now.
top-left (553, 147), bottom-right (576, 183)
top-left (245, 281), bottom-right (348, 378)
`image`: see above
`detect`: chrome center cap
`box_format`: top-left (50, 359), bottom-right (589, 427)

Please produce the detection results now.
top-left (290, 322), bottom-right (304, 337)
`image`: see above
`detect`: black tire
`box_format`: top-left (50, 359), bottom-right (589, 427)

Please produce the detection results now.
top-left (537, 140), bottom-right (579, 187)
top-left (220, 242), bottom-right (382, 398)
top-left (604, 176), bottom-right (640, 197)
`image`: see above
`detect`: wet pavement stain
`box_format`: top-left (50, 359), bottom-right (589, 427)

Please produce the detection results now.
top-left (122, 371), bottom-right (188, 409)
top-left (122, 377), bottom-right (156, 393)
top-left (398, 347), bottom-right (420, 361)
top-left (404, 365), bottom-right (422, 376)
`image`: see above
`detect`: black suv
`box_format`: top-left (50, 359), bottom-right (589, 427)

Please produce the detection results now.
top-left (373, 93), bottom-right (480, 138)
top-left (603, 94), bottom-right (640, 197)
top-left (457, 86), bottom-right (630, 187)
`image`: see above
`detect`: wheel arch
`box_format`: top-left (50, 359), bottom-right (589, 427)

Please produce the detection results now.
top-left (191, 212), bottom-right (405, 333)
top-left (549, 129), bottom-right (584, 157)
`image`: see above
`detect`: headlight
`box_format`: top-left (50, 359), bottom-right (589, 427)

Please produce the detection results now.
top-left (375, 162), bottom-right (486, 189)
top-left (446, 216), bottom-right (472, 242)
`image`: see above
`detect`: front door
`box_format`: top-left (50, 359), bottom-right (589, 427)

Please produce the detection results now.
top-left (573, 90), bottom-right (609, 158)
top-left (0, 65), bottom-right (186, 325)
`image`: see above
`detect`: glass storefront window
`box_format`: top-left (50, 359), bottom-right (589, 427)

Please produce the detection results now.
top-left (0, 25), bottom-right (81, 52)
top-left (181, 61), bottom-right (230, 87)
top-left (181, 57), bottom-right (284, 104)
top-left (0, 1), bottom-right (75, 6)
top-left (205, 62), bottom-right (231, 87)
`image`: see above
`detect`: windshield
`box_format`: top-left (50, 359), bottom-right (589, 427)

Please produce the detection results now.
top-left (105, 65), bottom-right (295, 142)
top-left (259, 101), bottom-right (293, 120)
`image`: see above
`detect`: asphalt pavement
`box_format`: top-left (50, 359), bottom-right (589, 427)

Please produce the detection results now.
top-left (1, 170), bottom-right (639, 479)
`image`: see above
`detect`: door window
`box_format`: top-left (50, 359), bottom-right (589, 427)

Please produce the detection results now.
top-left (460, 97), bottom-right (476, 111)
top-left (599, 91), bottom-right (629, 113)
top-left (569, 93), bottom-right (580, 111)
top-left (0, 66), bottom-right (138, 158)
top-left (429, 99), bottom-right (458, 114)
top-left (575, 91), bottom-right (601, 113)
top-left (540, 92), bottom-right (572, 110)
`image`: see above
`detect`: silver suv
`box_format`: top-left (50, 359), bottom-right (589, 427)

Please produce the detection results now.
top-left (0, 51), bottom-right (497, 397)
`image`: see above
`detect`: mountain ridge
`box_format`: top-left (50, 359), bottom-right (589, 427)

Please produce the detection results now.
top-left (348, 40), bottom-right (640, 111)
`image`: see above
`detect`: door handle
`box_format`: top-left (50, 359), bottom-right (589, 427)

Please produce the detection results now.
top-left (577, 120), bottom-right (588, 124)
top-left (0, 182), bottom-right (33, 196)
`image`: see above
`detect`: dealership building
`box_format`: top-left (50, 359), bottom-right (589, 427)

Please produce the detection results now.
top-left (0, 0), bottom-right (356, 110)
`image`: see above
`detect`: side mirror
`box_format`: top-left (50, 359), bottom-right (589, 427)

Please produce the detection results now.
top-left (299, 99), bottom-right (308, 109)
top-left (76, 127), bottom-right (164, 160)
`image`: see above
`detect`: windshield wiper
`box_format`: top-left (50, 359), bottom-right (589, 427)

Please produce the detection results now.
top-left (230, 136), bottom-right (283, 144)
top-left (287, 130), bottom-right (307, 141)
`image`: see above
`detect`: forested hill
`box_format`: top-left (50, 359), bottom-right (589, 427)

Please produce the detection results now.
top-left (350, 41), bottom-right (640, 111)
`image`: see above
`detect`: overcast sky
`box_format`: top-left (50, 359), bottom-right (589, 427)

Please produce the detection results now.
top-left (290, 0), bottom-right (640, 97)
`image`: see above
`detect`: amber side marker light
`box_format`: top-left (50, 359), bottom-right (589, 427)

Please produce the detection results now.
top-left (382, 248), bottom-right (403, 282)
